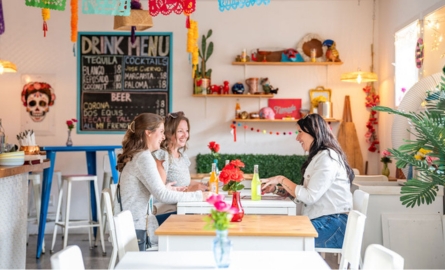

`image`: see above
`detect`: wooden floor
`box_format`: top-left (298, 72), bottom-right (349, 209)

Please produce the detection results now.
top-left (26, 234), bottom-right (340, 269)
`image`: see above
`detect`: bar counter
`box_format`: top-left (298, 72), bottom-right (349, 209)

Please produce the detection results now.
top-left (0, 160), bottom-right (50, 269)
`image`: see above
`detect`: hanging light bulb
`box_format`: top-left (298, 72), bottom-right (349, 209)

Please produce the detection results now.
top-left (0, 64), bottom-right (4, 74)
top-left (357, 73), bottom-right (362, 84)
top-left (0, 60), bottom-right (17, 73)
top-left (340, 69), bottom-right (377, 84)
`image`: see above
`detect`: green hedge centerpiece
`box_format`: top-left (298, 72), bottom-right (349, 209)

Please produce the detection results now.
top-left (373, 66), bottom-right (445, 208)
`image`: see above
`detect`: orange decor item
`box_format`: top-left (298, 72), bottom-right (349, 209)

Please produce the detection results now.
top-left (71, 0), bottom-right (78, 43)
top-left (186, 18), bottom-right (198, 77)
top-left (42, 8), bottom-right (50, 37)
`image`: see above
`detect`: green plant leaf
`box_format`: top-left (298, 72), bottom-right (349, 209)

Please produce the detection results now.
top-left (206, 29), bottom-right (213, 39)
top-left (206, 42), bottom-right (214, 61)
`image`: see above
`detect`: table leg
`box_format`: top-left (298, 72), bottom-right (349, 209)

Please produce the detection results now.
top-left (86, 151), bottom-right (98, 238)
top-left (108, 150), bottom-right (119, 184)
top-left (36, 151), bottom-right (56, 258)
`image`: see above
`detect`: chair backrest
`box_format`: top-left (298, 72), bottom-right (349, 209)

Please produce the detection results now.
top-left (109, 183), bottom-right (117, 202)
top-left (362, 244), bottom-right (404, 270)
top-left (339, 210), bottom-right (367, 270)
top-left (50, 245), bottom-right (85, 270)
top-left (114, 210), bottom-right (139, 259)
top-left (352, 168), bottom-right (360, 175)
top-left (354, 175), bottom-right (388, 181)
top-left (103, 154), bottom-right (112, 173)
top-left (102, 188), bottom-right (118, 269)
top-left (353, 189), bottom-right (370, 216)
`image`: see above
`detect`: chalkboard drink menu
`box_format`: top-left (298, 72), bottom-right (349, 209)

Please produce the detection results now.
top-left (77, 32), bottom-right (172, 133)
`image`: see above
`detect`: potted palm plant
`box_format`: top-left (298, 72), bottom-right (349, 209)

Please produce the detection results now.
top-left (374, 66), bottom-right (445, 208)
top-left (194, 29), bottom-right (214, 94)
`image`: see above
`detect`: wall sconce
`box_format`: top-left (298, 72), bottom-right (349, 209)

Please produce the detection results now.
top-left (0, 60), bottom-right (17, 74)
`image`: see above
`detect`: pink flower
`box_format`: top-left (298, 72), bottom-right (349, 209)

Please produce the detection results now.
top-left (72, 118), bottom-right (78, 123)
top-left (66, 120), bottom-right (73, 126)
top-left (382, 150), bottom-right (391, 157)
top-left (426, 156), bottom-right (439, 165)
top-left (214, 200), bottom-right (230, 212)
top-left (206, 194), bottom-right (225, 205)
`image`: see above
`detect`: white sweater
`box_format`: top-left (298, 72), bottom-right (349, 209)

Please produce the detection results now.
top-left (295, 149), bottom-right (353, 220)
top-left (118, 150), bottom-right (203, 230)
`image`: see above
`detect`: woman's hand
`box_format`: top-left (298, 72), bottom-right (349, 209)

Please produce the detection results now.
top-left (166, 181), bottom-right (187, 191)
top-left (261, 176), bottom-right (284, 191)
top-left (187, 181), bottom-right (209, 192)
top-left (261, 183), bottom-right (276, 194)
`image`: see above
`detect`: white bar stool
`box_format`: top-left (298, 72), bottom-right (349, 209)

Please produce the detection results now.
top-left (50, 174), bottom-right (106, 254)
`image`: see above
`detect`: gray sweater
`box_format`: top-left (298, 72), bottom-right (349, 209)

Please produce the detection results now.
top-left (119, 150), bottom-right (203, 230)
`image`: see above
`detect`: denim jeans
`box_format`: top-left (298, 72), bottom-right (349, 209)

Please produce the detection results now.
top-left (311, 214), bottom-right (348, 248)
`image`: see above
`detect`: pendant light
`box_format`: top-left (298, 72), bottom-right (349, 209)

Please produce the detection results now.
top-left (341, 0), bottom-right (378, 84)
top-left (0, 60), bottom-right (17, 74)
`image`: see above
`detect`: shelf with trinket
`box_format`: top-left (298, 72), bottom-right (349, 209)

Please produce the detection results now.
top-left (232, 61), bottom-right (343, 66)
top-left (192, 94), bottom-right (274, 98)
top-left (232, 118), bottom-right (340, 123)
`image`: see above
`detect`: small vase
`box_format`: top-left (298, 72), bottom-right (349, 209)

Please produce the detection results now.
top-left (66, 130), bottom-right (73, 147)
top-left (213, 230), bottom-right (232, 268)
top-left (230, 191), bottom-right (244, 222)
top-left (382, 162), bottom-right (390, 177)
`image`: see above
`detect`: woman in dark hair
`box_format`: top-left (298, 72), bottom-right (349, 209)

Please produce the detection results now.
top-left (117, 113), bottom-right (211, 250)
top-left (262, 113), bottom-right (354, 248)
top-left (152, 111), bottom-right (208, 214)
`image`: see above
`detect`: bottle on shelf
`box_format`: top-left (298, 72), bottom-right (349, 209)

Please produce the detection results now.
top-left (225, 160), bottom-right (230, 166)
top-left (209, 162), bottom-right (219, 194)
top-left (235, 99), bottom-right (241, 119)
top-left (0, 118), bottom-right (5, 153)
top-left (251, 164), bottom-right (261, 201)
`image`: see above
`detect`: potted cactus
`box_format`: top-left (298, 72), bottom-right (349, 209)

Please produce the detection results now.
top-left (194, 29), bottom-right (214, 94)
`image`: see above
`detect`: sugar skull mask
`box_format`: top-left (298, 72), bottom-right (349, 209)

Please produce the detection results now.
top-left (21, 82), bottom-right (56, 122)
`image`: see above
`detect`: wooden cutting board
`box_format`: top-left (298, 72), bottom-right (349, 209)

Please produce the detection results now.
top-left (337, 96), bottom-right (364, 174)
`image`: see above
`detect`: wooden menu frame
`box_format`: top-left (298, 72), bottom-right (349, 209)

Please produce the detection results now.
top-left (309, 86), bottom-right (331, 113)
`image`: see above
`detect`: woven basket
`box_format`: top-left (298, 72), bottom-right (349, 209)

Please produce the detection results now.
top-left (114, 9), bottom-right (153, 31)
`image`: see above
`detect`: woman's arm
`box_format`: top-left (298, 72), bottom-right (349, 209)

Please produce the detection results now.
top-left (187, 180), bottom-right (208, 192)
top-left (261, 175), bottom-right (297, 197)
top-left (155, 159), bottom-right (167, 184)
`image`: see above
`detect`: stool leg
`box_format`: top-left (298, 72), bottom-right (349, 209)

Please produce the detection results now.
top-left (93, 178), bottom-right (106, 255)
top-left (32, 176), bottom-right (46, 254)
top-left (62, 181), bottom-right (72, 249)
top-left (51, 180), bottom-right (64, 253)
top-left (54, 171), bottom-right (64, 237)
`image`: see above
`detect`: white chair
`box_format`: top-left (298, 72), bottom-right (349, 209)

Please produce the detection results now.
top-left (353, 189), bottom-right (370, 216)
top-left (50, 175), bottom-right (106, 255)
top-left (316, 210), bottom-right (367, 270)
top-left (113, 210), bottom-right (139, 259)
top-left (50, 245), bottom-right (85, 270)
top-left (101, 183), bottom-right (117, 237)
top-left (352, 168), bottom-right (360, 175)
top-left (102, 188), bottom-right (118, 270)
top-left (354, 175), bottom-right (388, 181)
top-left (362, 244), bottom-right (404, 270)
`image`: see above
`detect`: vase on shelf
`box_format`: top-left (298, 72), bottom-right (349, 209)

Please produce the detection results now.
top-left (213, 229), bottom-right (232, 268)
top-left (382, 162), bottom-right (390, 177)
top-left (230, 191), bottom-right (244, 222)
top-left (66, 130), bottom-right (73, 147)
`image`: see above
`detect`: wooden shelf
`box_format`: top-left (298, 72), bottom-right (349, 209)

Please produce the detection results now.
top-left (232, 118), bottom-right (341, 123)
top-left (193, 94), bottom-right (274, 98)
top-left (232, 61), bottom-right (343, 66)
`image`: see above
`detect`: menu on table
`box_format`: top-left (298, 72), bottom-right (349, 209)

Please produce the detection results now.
top-left (77, 32), bottom-right (172, 133)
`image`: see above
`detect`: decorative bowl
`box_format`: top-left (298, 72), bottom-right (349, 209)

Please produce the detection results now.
top-left (20, 146), bottom-right (40, 155)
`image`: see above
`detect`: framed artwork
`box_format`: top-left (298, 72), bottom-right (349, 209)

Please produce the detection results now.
top-left (20, 74), bottom-right (57, 136)
top-left (309, 86), bottom-right (331, 113)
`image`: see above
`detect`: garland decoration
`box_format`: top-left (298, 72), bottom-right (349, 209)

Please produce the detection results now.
top-left (186, 18), bottom-right (199, 77)
top-left (231, 121), bottom-right (297, 142)
top-left (363, 84), bottom-right (380, 152)
top-left (71, 0), bottom-right (78, 55)
top-left (42, 8), bottom-right (50, 37)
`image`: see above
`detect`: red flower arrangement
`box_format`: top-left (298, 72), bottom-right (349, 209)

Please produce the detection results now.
top-left (66, 118), bottom-right (78, 131)
top-left (363, 84), bottom-right (380, 152)
top-left (219, 159), bottom-right (245, 192)
top-left (208, 141), bottom-right (220, 161)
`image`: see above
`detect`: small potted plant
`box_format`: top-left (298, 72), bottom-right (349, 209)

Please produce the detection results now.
top-left (194, 29), bottom-right (214, 94)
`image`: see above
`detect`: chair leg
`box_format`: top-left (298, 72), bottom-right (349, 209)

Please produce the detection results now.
top-left (108, 248), bottom-right (118, 270)
top-left (54, 171), bottom-right (64, 237)
top-left (88, 182), bottom-right (93, 249)
top-left (51, 180), bottom-right (64, 253)
top-left (62, 181), bottom-right (72, 249)
top-left (32, 176), bottom-right (46, 253)
top-left (94, 179), bottom-right (107, 255)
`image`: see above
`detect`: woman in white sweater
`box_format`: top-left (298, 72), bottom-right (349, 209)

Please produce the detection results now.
top-left (262, 113), bottom-right (354, 248)
top-left (116, 113), bottom-right (211, 250)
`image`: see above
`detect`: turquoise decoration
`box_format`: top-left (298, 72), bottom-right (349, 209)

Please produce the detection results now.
top-left (213, 230), bottom-right (232, 268)
top-left (81, 0), bottom-right (130, 16)
top-left (218, 0), bottom-right (270, 12)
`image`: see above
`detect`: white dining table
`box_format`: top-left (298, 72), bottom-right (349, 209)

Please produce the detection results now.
top-left (115, 251), bottom-right (331, 269)
top-left (177, 189), bottom-right (297, 216)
